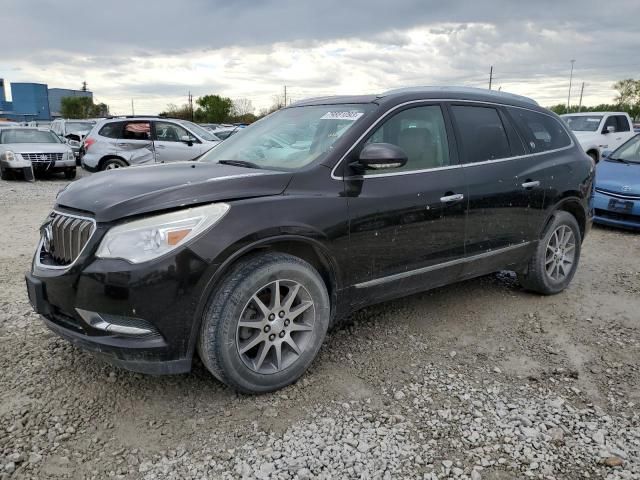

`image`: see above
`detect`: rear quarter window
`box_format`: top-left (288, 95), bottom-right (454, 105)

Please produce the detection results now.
top-left (509, 108), bottom-right (571, 153)
top-left (99, 122), bottom-right (124, 138)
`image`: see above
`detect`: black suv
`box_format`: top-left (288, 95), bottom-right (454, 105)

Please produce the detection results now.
top-left (26, 87), bottom-right (593, 393)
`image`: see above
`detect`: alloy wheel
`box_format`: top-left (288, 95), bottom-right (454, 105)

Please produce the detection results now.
top-left (236, 279), bottom-right (315, 374)
top-left (545, 225), bottom-right (576, 282)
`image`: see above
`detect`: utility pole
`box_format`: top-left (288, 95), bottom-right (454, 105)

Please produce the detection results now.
top-left (131, 99), bottom-right (135, 116)
top-left (566, 59), bottom-right (575, 112)
top-left (283, 86), bottom-right (287, 107)
top-left (489, 66), bottom-right (493, 90)
top-left (188, 91), bottom-right (193, 121)
top-left (578, 82), bottom-right (585, 112)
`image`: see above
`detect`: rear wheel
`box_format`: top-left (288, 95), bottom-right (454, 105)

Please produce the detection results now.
top-left (102, 158), bottom-right (127, 170)
top-left (198, 252), bottom-right (330, 393)
top-left (519, 211), bottom-right (581, 295)
top-left (587, 151), bottom-right (598, 163)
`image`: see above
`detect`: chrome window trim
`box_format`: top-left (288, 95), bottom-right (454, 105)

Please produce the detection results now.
top-left (354, 241), bottom-right (531, 289)
top-left (330, 98), bottom-right (575, 180)
top-left (35, 210), bottom-right (97, 271)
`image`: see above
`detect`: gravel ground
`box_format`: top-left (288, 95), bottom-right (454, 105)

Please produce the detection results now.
top-left (0, 172), bottom-right (638, 479)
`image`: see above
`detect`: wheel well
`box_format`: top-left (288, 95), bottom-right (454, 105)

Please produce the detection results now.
top-left (556, 200), bottom-right (587, 239)
top-left (586, 149), bottom-right (599, 162)
top-left (98, 155), bottom-right (127, 170)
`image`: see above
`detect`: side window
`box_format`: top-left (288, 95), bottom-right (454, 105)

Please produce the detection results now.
top-left (451, 106), bottom-right (511, 163)
top-left (98, 122), bottom-right (123, 139)
top-left (509, 108), bottom-right (571, 152)
top-left (154, 121), bottom-right (191, 142)
top-left (364, 105), bottom-right (450, 172)
top-left (122, 122), bottom-right (151, 140)
top-left (603, 116), bottom-right (617, 132)
top-left (614, 115), bottom-right (630, 132)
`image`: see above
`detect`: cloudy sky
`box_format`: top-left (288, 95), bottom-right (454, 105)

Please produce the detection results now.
top-left (2, 0), bottom-right (639, 115)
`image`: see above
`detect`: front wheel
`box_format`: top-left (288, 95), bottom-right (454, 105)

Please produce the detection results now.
top-left (519, 211), bottom-right (581, 295)
top-left (102, 158), bottom-right (127, 170)
top-left (0, 167), bottom-right (13, 180)
top-left (64, 169), bottom-right (77, 179)
top-left (198, 253), bottom-right (330, 393)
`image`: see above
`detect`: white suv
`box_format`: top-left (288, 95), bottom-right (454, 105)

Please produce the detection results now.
top-left (81, 117), bottom-right (221, 171)
top-left (561, 112), bottom-right (636, 162)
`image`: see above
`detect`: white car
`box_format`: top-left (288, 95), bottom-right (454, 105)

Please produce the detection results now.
top-left (0, 127), bottom-right (76, 180)
top-left (561, 112), bottom-right (636, 162)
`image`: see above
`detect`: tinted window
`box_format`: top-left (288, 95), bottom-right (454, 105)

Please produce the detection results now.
top-left (451, 106), bottom-right (511, 163)
top-left (99, 122), bottom-right (123, 138)
top-left (607, 115), bottom-right (630, 132)
top-left (509, 108), bottom-right (571, 152)
top-left (122, 122), bottom-right (151, 141)
top-left (365, 105), bottom-right (450, 172)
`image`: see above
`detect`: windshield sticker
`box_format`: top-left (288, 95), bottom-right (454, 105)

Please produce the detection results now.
top-left (320, 111), bottom-right (364, 121)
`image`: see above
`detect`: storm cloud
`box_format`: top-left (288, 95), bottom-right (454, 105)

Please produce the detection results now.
top-left (2, 0), bottom-right (638, 114)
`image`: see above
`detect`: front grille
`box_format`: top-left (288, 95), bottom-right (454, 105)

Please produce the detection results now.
top-left (595, 188), bottom-right (640, 200)
top-left (595, 208), bottom-right (640, 224)
top-left (22, 152), bottom-right (64, 163)
top-left (40, 211), bottom-right (96, 266)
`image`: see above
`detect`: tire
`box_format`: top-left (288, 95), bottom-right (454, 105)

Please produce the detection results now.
top-left (64, 169), bottom-right (77, 179)
top-left (587, 151), bottom-right (598, 163)
top-left (102, 158), bottom-right (127, 171)
top-left (519, 211), bottom-right (581, 295)
top-left (198, 252), bottom-right (330, 393)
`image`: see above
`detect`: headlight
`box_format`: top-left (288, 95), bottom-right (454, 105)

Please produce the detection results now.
top-left (95, 203), bottom-right (229, 263)
top-left (1, 151), bottom-right (16, 162)
top-left (66, 151), bottom-right (74, 161)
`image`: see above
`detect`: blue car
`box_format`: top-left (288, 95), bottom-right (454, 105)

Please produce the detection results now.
top-left (593, 134), bottom-right (640, 229)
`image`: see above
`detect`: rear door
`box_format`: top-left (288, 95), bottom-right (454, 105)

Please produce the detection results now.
top-left (448, 103), bottom-right (537, 273)
top-left (345, 103), bottom-right (467, 307)
top-left (153, 121), bottom-right (202, 163)
top-left (118, 121), bottom-right (154, 165)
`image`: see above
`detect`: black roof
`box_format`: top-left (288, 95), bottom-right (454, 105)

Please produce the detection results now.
top-left (291, 86), bottom-right (539, 110)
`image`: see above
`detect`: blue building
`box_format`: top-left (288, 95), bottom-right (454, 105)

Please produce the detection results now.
top-left (48, 88), bottom-right (93, 117)
top-left (0, 79), bottom-right (14, 117)
top-left (11, 82), bottom-right (50, 121)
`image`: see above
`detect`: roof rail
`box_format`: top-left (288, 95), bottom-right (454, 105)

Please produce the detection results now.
top-left (378, 86), bottom-right (539, 106)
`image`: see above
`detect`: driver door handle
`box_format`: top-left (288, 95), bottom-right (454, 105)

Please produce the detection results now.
top-left (440, 193), bottom-right (464, 203)
top-left (521, 180), bottom-right (540, 189)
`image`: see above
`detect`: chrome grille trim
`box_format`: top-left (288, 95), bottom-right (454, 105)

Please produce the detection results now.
top-left (21, 152), bottom-right (63, 163)
top-left (36, 210), bottom-right (96, 270)
top-left (594, 188), bottom-right (640, 200)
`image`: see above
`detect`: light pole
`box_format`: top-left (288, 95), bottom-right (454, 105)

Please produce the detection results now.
top-left (566, 59), bottom-right (575, 112)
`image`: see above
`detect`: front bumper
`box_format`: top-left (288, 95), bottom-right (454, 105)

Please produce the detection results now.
top-left (27, 237), bottom-right (215, 374)
top-left (593, 190), bottom-right (640, 230)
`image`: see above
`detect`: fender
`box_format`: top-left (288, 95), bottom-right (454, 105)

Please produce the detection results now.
top-left (185, 233), bottom-right (341, 361)
top-left (538, 194), bottom-right (588, 239)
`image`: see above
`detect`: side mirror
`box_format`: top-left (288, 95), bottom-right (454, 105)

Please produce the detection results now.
top-left (601, 149), bottom-right (612, 158)
top-left (356, 143), bottom-right (408, 171)
top-left (604, 125), bottom-right (615, 134)
top-left (180, 135), bottom-right (196, 145)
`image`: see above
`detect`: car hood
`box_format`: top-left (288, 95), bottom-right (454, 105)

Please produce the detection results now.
top-left (56, 162), bottom-right (292, 223)
top-left (4, 143), bottom-right (71, 153)
top-left (595, 159), bottom-right (640, 196)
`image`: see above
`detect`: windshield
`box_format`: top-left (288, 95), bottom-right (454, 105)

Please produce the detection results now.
top-left (562, 115), bottom-right (603, 132)
top-left (0, 129), bottom-right (61, 144)
top-left (609, 135), bottom-right (640, 164)
top-left (178, 120), bottom-right (220, 142)
top-left (65, 122), bottom-right (95, 132)
top-left (200, 104), bottom-right (374, 170)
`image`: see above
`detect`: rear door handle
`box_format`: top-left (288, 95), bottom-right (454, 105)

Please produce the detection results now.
top-left (521, 181), bottom-right (540, 189)
top-left (440, 193), bottom-right (464, 203)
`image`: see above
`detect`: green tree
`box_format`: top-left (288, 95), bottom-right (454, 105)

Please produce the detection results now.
top-left (194, 95), bottom-right (233, 123)
top-left (60, 97), bottom-right (109, 118)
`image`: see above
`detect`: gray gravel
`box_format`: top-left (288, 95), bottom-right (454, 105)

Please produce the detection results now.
top-left (1, 173), bottom-right (639, 479)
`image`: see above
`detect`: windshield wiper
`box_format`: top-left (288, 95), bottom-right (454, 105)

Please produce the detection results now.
top-left (608, 156), bottom-right (630, 164)
top-left (218, 159), bottom-right (261, 169)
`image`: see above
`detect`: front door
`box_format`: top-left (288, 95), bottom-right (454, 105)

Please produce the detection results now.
top-left (118, 121), bottom-right (154, 166)
top-left (153, 121), bottom-right (201, 163)
top-left (344, 103), bottom-right (467, 307)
